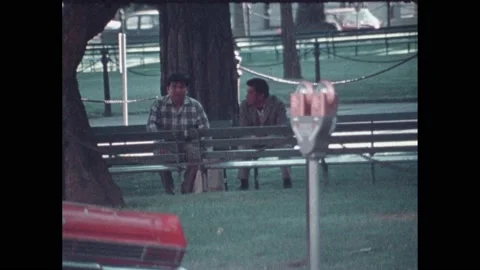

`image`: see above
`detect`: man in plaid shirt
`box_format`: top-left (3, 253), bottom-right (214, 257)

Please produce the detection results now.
top-left (147, 73), bottom-right (210, 194)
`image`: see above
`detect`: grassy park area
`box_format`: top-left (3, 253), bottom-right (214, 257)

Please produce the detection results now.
top-left (78, 47), bottom-right (417, 118)
top-left (70, 15), bottom-right (418, 269)
top-left (81, 42), bottom-right (418, 269)
top-left (115, 163), bottom-right (418, 270)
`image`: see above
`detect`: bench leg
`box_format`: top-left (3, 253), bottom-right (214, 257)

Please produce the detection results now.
top-left (254, 168), bottom-right (259, 190)
top-left (201, 168), bottom-right (208, 192)
top-left (176, 169), bottom-right (182, 194)
top-left (371, 162), bottom-right (376, 185)
top-left (223, 169), bottom-right (228, 191)
top-left (321, 158), bottom-right (329, 187)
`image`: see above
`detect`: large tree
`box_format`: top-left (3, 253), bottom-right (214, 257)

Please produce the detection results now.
top-left (63, 2), bottom-right (126, 207)
top-left (62, 1), bottom-right (237, 208)
top-left (159, 3), bottom-right (238, 121)
top-left (280, 3), bottom-right (302, 79)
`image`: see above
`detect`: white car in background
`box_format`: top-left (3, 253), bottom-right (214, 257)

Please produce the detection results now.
top-left (341, 8), bottom-right (382, 30)
top-left (89, 19), bottom-right (122, 44)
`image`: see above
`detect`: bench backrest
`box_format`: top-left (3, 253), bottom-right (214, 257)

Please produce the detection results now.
top-left (94, 112), bottom-right (417, 165)
top-left (92, 120), bottom-right (233, 134)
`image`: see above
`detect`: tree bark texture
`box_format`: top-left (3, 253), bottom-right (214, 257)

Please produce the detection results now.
top-left (232, 3), bottom-right (246, 37)
top-left (280, 3), bottom-right (302, 79)
top-left (160, 3), bottom-right (239, 121)
top-left (263, 3), bottom-right (270, 29)
top-left (63, 2), bottom-right (125, 207)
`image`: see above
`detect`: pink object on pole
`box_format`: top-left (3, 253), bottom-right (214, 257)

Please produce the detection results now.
top-left (311, 80), bottom-right (338, 117)
top-left (290, 80), bottom-right (337, 117)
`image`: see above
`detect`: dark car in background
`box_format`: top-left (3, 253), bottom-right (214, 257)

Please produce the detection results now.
top-left (98, 9), bottom-right (160, 44)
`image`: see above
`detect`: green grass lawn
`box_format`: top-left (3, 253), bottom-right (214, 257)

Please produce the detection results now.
top-left (115, 163), bottom-right (418, 270)
top-left (78, 50), bottom-right (417, 118)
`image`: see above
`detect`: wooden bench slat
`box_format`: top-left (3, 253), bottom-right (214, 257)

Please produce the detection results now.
top-left (95, 121), bottom-right (417, 143)
top-left (199, 126), bottom-right (292, 138)
top-left (202, 146), bottom-right (417, 160)
top-left (97, 133), bottom-right (417, 155)
top-left (92, 112), bottom-right (417, 142)
top-left (331, 133), bottom-right (417, 144)
top-left (201, 133), bottom-right (417, 148)
top-left (105, 154), bottom-right (186, 165)
top-left (108, 154), bottom-right (418, 174)
top-left (205, 154), bottom-right (418, 169)
top-left (95, 132), bottom-right (179, 142)
top-left (336, 112), bottom-right (417, 122)
top-left (98, 142), bottom-right (181, 155)
top-left (104, 145), bottom-right (417, 165)
top-left (334, 121), bottom-right (417, 132)
top-left (92, 120), bottom-right (232, 134)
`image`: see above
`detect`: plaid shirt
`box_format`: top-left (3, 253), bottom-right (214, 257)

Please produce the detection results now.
top-left (147, 95), bottom-right (210, 132)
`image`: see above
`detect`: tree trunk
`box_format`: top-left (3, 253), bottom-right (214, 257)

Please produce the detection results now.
top-left (295, 3), bottom-right (334, 34)
top-left (232, 3), bottom-right (246, 37)
top-left (263, 3), bottom-right (270, 29)
top-left (63, 3), bottom-right (125, 207)
top-left (159, 3), bottom-right (168, 95)
top-left (160, 3), bottom-right (239, 121)
top-left (280, 3), bottom-right (302, 79)
top-left (296, 3), bottom-right (325, 26)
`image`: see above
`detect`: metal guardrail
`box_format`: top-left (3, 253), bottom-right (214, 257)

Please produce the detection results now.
top-left (235, 25), bottom-right (417, 48)
top-left (78, 25), bottom-right (417, 76)
top-left (233, 25), bottom-right (416, 41)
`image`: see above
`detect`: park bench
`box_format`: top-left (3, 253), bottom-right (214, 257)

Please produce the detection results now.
top-left (92, 111), bottom-right (417, 190)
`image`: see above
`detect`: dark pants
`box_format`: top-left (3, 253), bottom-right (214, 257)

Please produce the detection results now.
top-left (159, 143), bottom-right (200, 194)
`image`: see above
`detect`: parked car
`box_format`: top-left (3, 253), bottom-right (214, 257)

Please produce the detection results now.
top-left (325, 13), bottom-right (343, 31)
top-left (341, 8), bottom-right (382, 30)
top-left (89, 20), bottom-right (121, 44)
top-left (99, 9), bottom-right (160, 44)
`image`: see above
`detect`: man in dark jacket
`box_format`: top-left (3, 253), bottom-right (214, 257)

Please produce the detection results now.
top-left (237, 78), bottom-right (292, 190)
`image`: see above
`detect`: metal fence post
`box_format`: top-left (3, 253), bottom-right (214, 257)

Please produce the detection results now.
top-left (100, 47), bottom-right (112, 117)
top-left (314, 40), bottom-right (321, 81)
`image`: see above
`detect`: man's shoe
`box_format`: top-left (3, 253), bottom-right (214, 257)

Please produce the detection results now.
top-left (283, 178), bottom-right (292, 189)
top-left (239, 179), bottom-right (249, 190)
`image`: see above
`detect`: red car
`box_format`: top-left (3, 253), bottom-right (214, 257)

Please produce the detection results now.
top-left (62, 201), bottom-right (187, 270)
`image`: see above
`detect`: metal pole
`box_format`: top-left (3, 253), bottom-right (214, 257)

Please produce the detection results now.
top-left (246, 3), bottom-right (252, 58)
top-left (246, 4), bottom-right (251, 37)
top-left (119, 9), bottom-right (128, 126)
top-left (307, 156), bottom-right (321, 270)
top-left (234, 50), bottom-right (242, 126)
top-left (100, 48), bottom-right (112, 117)
top-left (314, 40), bottom-right (321, 81)
top-left (119, 33), bottom-right (128, 126)
top-left (387, 1), bottom-right (391, 28)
